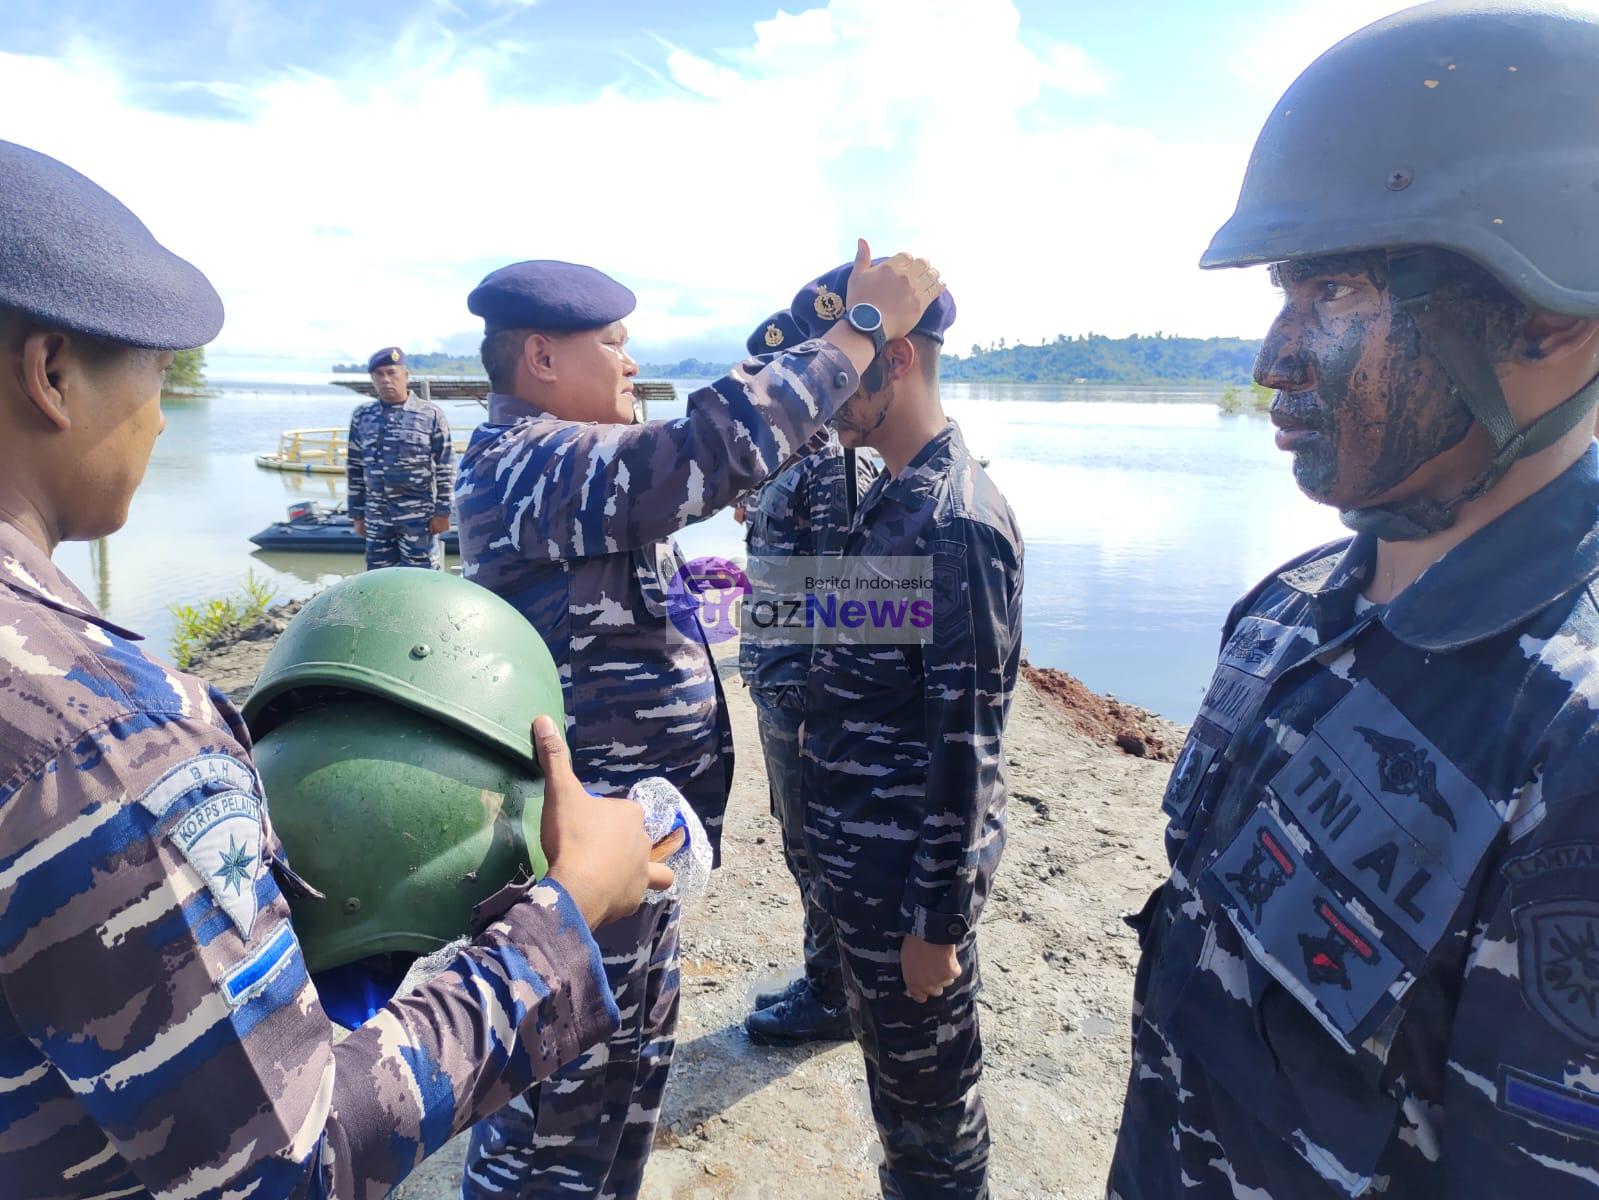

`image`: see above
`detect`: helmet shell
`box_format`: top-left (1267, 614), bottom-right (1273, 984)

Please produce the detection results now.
top-left (243, 568), bottom-right (563, 767)
top-left (256, 697), bottom-right (548, 973)
top-left (1203, 1), bottom-right (1599, 315)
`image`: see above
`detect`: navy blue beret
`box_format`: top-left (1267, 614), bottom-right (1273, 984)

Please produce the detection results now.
top-left (468, 260), bottom-right (636, 334)
top-left (367, 346), bottom-right (405, 372)
top-left (789, 259), bottom-right (956, 345)
top-left (745, 310), bottom-right (805, 358)
top-left (0, 140), bottom-right (223, 351)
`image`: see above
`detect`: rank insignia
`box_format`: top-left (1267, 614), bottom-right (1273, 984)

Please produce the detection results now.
top-left (1225, 824), bottom-right (1295, 922)
top-left (1517, 900), bottom-right (1599, 1047)
top-left (1356, 725), bottom-right (1456, 830)
top-left (763, 322), bottom-right (785, 348)
top-left (1299, 897), bottom-right (1379, 991)
top-left (814, 283), bottom-right (845, 321)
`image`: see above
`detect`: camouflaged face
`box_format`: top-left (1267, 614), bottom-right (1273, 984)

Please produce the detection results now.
top-left (346, 393), bottom-right (454, 525)
top-left (0, 522), bottom-right (617, 1199)
top-left (1111, 445), bottom-right (1599, 1198)
top-left (453, 342), bottom-right (859, 855)
top-left (800, 422), bottom-right (1024, 948)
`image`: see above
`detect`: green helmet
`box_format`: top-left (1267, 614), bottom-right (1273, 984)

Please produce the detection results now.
top-left (244, 567), bottom-right (562, 765)
top-left (242, 569), bottom-right (566, 972)
top-left (1203, 1), bottom-right (1599, 538)
top-left (255, 698), bottom-right (550, 972)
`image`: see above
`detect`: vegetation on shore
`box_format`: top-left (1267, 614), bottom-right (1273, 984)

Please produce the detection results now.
top-left (331, 334), bottom-right (1265, 387)
top-left (164, 347), bottom-right (207, 391)
top-left (638, 335), bottom-right (1264, 385)
top-left (170, 571), bottom-right (276, 668)
top-left (332, 352), bottom-right (485, 376)
top-left (1218, 381), bottom-right (1275, 413)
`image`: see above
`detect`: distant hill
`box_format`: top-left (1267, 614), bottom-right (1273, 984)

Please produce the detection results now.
top-left (332, 353), bottom-right (485, 376)
top-left (636, 358), bottom-right (736, 379)
top-left (334, 335), bottom-right (1263, 386)
top-left (941, 334), bottom-right (1261, 385)
top-left (641, 335), bottom-right (1262, 386)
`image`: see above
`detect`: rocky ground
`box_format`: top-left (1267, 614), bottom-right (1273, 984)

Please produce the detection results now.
top-left (195, 615), bottom-right (1178, 1200)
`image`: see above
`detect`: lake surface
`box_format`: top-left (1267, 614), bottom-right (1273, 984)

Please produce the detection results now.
top-left (53, 375), bottom-right (1346, 723)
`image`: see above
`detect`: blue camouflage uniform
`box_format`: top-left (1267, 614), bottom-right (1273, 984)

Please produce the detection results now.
top-left (0, 141), bottom-right (617, 1200)
top-left (740, 310), bottom-right (877, 1013)
top-left (346, 349), bottom-right (453, 571)
top-left (1110, 444), bottom-right (1599, 1198)
top-left (789, 266), bottom-right (1025, 1197)
top-left (452, 259), bottom-right (863, 1198)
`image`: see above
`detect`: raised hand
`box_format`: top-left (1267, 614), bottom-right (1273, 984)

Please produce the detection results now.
top-left (843, 238), bottom-right (945, 341)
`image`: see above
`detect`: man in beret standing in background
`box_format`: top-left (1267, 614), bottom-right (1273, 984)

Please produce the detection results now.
top-left (737, 308), bottom-right (877, 1047)
top-left (453, 246), bottom-right (945, 1198)
top-left (788, 262), bottom-right (1023, 1197)
top-left (346, 345), bottom-right (454, 569)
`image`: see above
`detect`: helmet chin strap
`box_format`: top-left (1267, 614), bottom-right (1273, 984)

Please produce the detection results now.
top-left (1341, 251), bottom-right (1599, 541)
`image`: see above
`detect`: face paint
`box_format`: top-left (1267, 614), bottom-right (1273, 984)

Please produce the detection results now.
top-left (1258, 252), bottom-right (1476, 512)
top-left (831, 377), bottom-right (895, 448)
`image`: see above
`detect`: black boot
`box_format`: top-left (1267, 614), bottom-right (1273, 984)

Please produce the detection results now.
top-left (750, 974), bottom-right (808, 1013)
top-left (745, 984), bottom-right (854, 1046)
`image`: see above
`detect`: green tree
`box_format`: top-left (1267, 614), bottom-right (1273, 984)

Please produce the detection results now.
top-left (165, 347), bottom-right (206, 391)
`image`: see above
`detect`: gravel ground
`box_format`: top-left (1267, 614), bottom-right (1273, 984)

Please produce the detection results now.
top-left (196, 614), bottom-right (1175, 1200)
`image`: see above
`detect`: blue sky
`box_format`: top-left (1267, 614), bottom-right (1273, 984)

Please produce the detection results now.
top-left (0, 0), bottom-right (1414, 370)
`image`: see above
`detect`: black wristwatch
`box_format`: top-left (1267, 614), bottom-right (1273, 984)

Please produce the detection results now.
top-left (846, 302), bottom-right (886, 355)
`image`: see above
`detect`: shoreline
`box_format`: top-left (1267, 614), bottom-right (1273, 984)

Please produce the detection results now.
top-left (193, 605), bottom-right (1178, 1199)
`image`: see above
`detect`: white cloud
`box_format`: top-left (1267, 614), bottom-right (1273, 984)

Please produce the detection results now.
top-left (1036, 40), bottom-right (1110, 96)
top-left (0, 0), bottom-right (1282, 368)
top-left (1234, 0), bottom-right (1418, 101)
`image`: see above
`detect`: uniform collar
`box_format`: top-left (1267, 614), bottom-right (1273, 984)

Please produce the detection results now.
top-left (1280, 443), bottom-right (1599, 652)
top-left (875, 421), bottom-right (964, 503)
top-left (0, 521), bottom-right (144, 641)
top-left (487, 391), bottom-right (548, 425)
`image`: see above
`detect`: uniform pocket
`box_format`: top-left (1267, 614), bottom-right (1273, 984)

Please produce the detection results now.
top-left (1176, 679), bottom-right (1503, 1195)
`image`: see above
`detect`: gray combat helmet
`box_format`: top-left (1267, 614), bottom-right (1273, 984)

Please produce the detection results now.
top-left (1203, 0), bottom-right (1599, 538)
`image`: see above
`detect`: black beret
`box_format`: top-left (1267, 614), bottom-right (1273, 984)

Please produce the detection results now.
top-left (468, 260), bottom-right (636, 334)
top-left (745, 310), bottom-right (805, 358)
top-left (367, 346), bottom-right (405, 372)
top-left (0, 140), bottom-right (223, 351)
top-left (789, 259), bottom-right (956, 345)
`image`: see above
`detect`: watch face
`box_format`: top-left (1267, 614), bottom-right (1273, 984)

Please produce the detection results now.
top-left (849, 303), bottom-right (883, 332)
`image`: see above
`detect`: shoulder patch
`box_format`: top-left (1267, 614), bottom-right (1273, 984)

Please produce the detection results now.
top-left (138, 756), bottom-right (265, 939)
top-left (930, 538), bottom-right (969, 644)
top-left (1515, 900), bottom-right (1599, 1048)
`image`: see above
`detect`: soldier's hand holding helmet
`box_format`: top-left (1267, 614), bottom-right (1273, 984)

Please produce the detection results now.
top-left (534, 714), bottom-right (674, 927)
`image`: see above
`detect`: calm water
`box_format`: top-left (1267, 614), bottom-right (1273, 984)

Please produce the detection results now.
top-left (53, 375), bottom-right (1345, 722)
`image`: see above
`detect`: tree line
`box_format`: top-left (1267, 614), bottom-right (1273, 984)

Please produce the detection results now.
top-left (329, 334), bottom-right (1265, 387)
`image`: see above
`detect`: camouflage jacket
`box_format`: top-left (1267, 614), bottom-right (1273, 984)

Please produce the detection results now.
top-left (738, 430), bottom-right (877, 691)
top-left (0, 521), bottom-right (616, 1200)
top-left (454, 343), bottom-right (861, 859)
top-left (801, 422), bottom-right (1023, 944)
top-left (1110, 445), bottom-right (1599, 1198)
top-left (346, 394), bottom-right (454, 523)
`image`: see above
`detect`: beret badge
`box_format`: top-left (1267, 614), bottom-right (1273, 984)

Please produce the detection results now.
top-left (763, 323), bottom-right (785, 348)
top-left (813, 284), bottom-right (845, 321)
top-left (389, 349), bottom-right (401, 363)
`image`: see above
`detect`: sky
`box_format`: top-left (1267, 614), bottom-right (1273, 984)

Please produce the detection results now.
top-left (0, 0), bottom-right (1422, 371)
